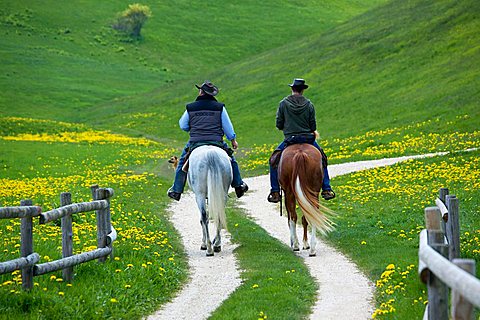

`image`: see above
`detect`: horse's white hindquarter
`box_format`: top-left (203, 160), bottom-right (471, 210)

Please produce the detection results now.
top-left (187, 146), bottom-right (233, 256)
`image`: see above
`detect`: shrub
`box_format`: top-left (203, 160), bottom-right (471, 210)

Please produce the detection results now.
top-left (113, 3), bottom-right (152, 38)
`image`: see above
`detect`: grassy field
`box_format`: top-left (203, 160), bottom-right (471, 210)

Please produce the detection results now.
top-left (0, 0), bottom-right (382, 120)
top-left (328, 149), bottom-right (480, 318)
top-left (1, 0), bottom-right (479, 319)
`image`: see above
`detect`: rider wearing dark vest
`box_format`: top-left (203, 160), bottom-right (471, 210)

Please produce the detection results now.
top-left (167, 80), bottom-right (249, 201)
top-left (186, 95), bottom-right (224, 142)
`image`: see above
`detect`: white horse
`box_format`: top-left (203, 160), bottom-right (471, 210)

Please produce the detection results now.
top-left (188, 145), bottom-right (233, 256)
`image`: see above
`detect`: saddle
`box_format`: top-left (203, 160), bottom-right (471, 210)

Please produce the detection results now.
top-left (269, 134), bottom-right (328, 169)
top-left (182, 141), bottom-right (234, 173)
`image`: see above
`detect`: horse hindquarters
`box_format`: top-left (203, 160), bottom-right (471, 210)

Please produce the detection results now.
top-left (189, 146), bottom-right (232, 256)
top-left (279, 144), bottom-right (335, 254)
top-left (206, 158), bottom-right (231, 253)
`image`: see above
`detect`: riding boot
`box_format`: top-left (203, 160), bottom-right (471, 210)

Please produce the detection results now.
top-left (269, 163), bottom-right (280, 193)
top-left (168, 145), bottom-right (189, 200)
top-left (231, 159), bottom-right (248, 198)
top-left (322, 166), bottom-right (332, 191)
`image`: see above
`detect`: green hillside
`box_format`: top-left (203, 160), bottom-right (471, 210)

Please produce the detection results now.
top-left (0, 0), bottom-right (383, 120)
top-left (83, 0), bottom-right (479, 154)
top-left (1, 0), bottom-right (479, 319)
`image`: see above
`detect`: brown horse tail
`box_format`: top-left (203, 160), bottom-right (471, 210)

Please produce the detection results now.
top-left (290, 152), bottom-right (336, 235)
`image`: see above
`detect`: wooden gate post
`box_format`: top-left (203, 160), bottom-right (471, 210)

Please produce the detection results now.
top-left (446, 195), bottom-right (460, 260)
top-left (425, 207), bottom-right (449, 320)
top-left (61, 192), bottom-right (74, 282)
top-left (439, 188), bottom-right (449, 204)
top-left (20, 199), bottom-right (34, 290)
top-left (451, 259), bottom-right (475, 320)
top-left (93, 187), bottom-right (112, 263)
top-left (439, 188), bottom-right (449, 233)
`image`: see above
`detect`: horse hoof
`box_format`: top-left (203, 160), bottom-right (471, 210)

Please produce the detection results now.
top-left (206, 252), bottom-right (214, 257)
top-left (303, 246), bottom-right (310, 250)
top-left (293, 248), bottom-right (300, 252)
top-left (200, 245), bottom-right (207, 250)
top-left (309, 253), bottom-right (317, 257)
top-left (214, 246), bottom-right (221, 253)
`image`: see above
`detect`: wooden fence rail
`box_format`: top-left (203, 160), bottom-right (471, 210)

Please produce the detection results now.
top-left (418, 188), bottom-right (479, 320)
top-left (0, 185), bottom-right (115, 290)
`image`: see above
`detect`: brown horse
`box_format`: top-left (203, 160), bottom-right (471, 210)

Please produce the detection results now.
top-left (278, 143), bottom-right (335, 256)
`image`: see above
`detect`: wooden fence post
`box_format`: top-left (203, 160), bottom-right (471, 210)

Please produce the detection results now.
top-left (61, 192), bottom-right (73, 282)
top-left (439, 188), bottom-right (449, 231)
top-left (104, 188), bottom-right (114, 259)
top-left (425, 207), bottom-right (449, 320)
top-left (451, 259), bottom-right (475, 320)
top-left (446, 195), bottom-right (460, 260)
top-left (93, 187), bottom-right (110, 263)
top-left (439, 188), bottom-right (449, 204)
top-left (20, 199), bottom-right (34, 290)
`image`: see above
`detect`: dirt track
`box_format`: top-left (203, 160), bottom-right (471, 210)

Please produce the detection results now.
top-left (149, 151), bottom-right (450, 320)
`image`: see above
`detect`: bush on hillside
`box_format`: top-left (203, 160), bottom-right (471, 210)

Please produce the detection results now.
top-left (113, 3), bottom-right (152, 39)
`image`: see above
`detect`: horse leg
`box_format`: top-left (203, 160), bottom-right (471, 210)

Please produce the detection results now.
top-left (213, 176), bottom-right (230, 253)
top-left (285, 192), bottom-right (299, 251)
top-left (200, 217), bottom-right (207, 251)
top-left (302, 216), bottom-right (310, 250)
top-left (309, 225), bottom-right (317, 257)
top-left (197, 195), bottom-right (214, 256)
top-left (213, 228), bottom-right (221, 253)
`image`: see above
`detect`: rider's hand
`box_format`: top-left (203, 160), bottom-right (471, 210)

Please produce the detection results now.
top-left (231, 139), bottom-right (238, 150)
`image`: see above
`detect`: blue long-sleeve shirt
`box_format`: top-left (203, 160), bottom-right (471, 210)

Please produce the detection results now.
top-left (179, 107), bottom-right (237, 141)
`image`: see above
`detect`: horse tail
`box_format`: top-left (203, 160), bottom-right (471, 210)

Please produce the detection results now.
top-left (291, 152), bottom-right (335, 235)
top-left (206, 152), bottom-right (228, 231)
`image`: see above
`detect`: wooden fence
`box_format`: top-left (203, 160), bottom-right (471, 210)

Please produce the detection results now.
top-left (0, 185), bottom-right (116, 290)
top-left (418, 188), bottom-right (480, 320)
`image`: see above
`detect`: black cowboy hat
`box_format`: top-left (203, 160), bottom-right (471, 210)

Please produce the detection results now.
top-left (288, 78), bottom-right (309, 89)
top-left (195, 80), bottom-right (219, 96)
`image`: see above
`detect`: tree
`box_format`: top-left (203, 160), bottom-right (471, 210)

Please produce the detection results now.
top-left (113, 3), bottom-right (152, 39)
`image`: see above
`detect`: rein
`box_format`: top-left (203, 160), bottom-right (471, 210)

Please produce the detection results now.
top-left (280, 189), bottom-right (283, 216)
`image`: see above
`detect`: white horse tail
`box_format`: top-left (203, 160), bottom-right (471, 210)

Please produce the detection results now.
top-left (206, 153), bottom-right (228, 231)
top-left (294, 176), bottom-right (335, 235)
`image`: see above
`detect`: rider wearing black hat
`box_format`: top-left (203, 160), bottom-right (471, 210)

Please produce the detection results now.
top-left (167, 80), bottom-right (248, 201)
top-left (267, 78), bottom-right (335, 203)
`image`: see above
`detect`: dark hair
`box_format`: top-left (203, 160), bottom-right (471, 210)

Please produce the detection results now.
top-left (291, 86), bottom-right (304, 93)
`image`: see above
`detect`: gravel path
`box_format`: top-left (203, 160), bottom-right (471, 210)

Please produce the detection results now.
top-left (148, 191), bottom-right (242, 320)
top-left (149, 151), bottom-right (448, 320)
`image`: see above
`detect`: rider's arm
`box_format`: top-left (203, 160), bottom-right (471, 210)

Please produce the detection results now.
top-left (276, 103), bottom-right (284, 130)
top-left (179, 111), bottom-right (190, 132)
top-left (309, 104), bottom-right (317, 132)
top-left (221, 107), bottom-right (236, 142)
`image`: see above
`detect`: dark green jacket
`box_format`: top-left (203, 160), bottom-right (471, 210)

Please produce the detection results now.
top-left (276, 94), bottom-right (316, 138)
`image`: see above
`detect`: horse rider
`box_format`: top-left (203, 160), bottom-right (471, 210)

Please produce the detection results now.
top-left (267, 78), bottom-right (335, 203)
top-left (167, 80), bottom-right (249, 201)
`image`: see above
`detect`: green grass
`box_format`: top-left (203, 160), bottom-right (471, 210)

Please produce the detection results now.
top-left (0, 0), bottom-right (382, 120)
top-left (1, 0), bottom-right (480, 319)
top-left (210, 207), bottom-right (317, 320)
top-left (0, 121), bottom-right (188, 319)
top-left (326, 150), bottom-right (480, 318)
top-left (78, 0), bottom-right (479, 155)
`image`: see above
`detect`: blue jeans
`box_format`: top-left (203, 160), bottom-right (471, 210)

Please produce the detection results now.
top-left (171, 142), bottom-right (244, 193)
top-left (269, 140), bottom-right (332, 193)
